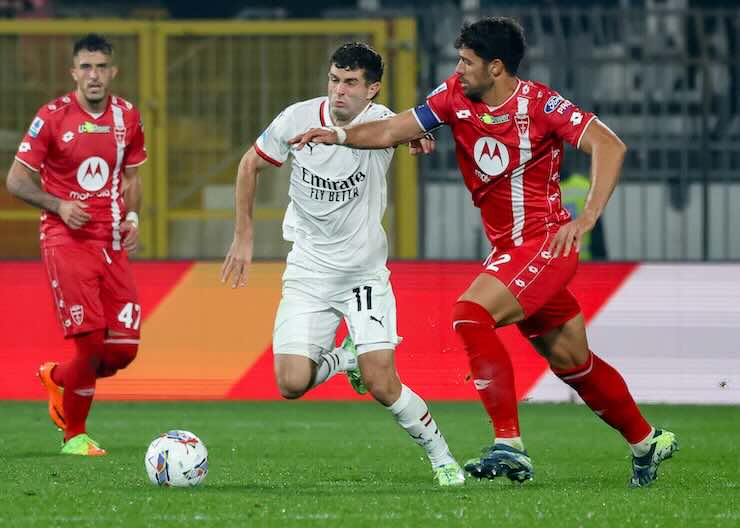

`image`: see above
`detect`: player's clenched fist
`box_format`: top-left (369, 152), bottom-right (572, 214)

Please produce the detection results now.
top-left (57, 200), bottom-right (91, 229)
top-left (221, 236), bottom-right (253, 289)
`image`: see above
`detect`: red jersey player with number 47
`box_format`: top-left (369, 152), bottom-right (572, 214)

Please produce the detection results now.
top-left (291, 17), bottom-right (678, 488)
top-left (6, 34), bottom-right (146, 456)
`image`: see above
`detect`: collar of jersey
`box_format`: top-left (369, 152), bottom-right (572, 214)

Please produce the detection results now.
top-left (484, 79), bottom-right (522, 112)
top-left (322, 98), bottom-right (374, 127)
top-left (72, 91), bottom-right (111, 120)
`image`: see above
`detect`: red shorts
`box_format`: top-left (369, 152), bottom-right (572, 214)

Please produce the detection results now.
top-left (42, 242), bottom-right (141, 338)
top-left (482, 231), bottom-right (581, 338)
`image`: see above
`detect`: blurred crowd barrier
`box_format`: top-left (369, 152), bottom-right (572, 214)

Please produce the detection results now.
top-left (1, 7), bottom-right (738, 261)
top-left (0, 18), bottom-right (418, 258)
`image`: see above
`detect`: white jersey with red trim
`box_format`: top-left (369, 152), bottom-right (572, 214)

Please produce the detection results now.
top-left (255, 96), bottom-right (395, 275)
top-left (15, 92), bottom-right (147, 250)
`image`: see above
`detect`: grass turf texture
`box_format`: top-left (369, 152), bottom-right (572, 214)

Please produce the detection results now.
top-left (0, 402), bottom-right (738, 527)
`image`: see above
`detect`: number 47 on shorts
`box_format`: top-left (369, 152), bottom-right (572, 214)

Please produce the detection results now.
top-left (118, 302), bottom-right (142, 330)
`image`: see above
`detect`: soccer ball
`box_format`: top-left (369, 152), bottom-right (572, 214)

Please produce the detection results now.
top-left (144, 430), bottom-right (209, 487)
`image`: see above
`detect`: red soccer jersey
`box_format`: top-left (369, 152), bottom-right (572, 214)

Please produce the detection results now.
top-left (15, 92), bottom-right (147, 250)
top-left (413, 74), bottom-right (596, 249)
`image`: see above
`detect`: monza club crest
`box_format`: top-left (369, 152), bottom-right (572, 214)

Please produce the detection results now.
top-left (114, 126), bottom-right (126, 145)
top-left (70, 304), bottom-right (84, 326)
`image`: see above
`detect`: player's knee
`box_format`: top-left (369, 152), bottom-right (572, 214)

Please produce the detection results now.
top-left (452, 300), bottom-right (493, 340)
top-left (103, 335), bottom-right (139, 371)
top-left (275, 371), bottom-right (310, 400)
top-left (546, 342), bottom-right (588, 370)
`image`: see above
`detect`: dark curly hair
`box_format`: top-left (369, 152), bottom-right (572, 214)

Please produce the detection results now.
top-left (330, 42), bottom-right (384, 84)
top-left (454, 17), bottom-right (526, 75)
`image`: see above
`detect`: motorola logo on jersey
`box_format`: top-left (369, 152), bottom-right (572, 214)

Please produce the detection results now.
top-left (473, 137), bottom-right (510, 177)
top-left (77, 156), bottom-right (110, 191)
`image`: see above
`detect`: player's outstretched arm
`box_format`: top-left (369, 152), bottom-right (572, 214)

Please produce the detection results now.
top-left (221, 147), bottom-right (270, 288)
top-left (548, 119), bottom-right (626, 258)
top-left (6, 160), bottom-right (90, 229)
top-left (289, 109), bottom-right (424, 150)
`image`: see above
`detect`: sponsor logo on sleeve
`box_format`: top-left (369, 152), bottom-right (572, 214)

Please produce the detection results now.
top-left (556, 100), bottom-right (573, 115)
top-left (544, 95), bottom-right (564, 114)
top-left (570, 112), bottom-right (583, 126)
top-left (427, 82), bottom-right (448, 98)
top-left (28, 117), bottom-right (45, 138)
top-left (18, 142), bottom-right (31, 153)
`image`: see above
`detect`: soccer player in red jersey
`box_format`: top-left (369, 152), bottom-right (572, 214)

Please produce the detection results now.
top-left (6, 34), bottom-right (146, 456)
top-left (290, 17), bottom-right (678, 487)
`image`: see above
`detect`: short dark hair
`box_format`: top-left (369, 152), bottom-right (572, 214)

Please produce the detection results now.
top-left (73, 33), bottom-right (114, 57)
top-left (454, 17), bottom-right (526, 75)
top-left (330, 42), bottom-right (384, 84)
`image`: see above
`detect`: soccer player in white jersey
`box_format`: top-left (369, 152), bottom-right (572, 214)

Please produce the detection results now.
top-left (221, 42), bottom-right (464, 486)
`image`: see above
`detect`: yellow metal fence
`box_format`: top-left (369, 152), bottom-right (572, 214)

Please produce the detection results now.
top-left (0, 19), bottom-right (418, 259)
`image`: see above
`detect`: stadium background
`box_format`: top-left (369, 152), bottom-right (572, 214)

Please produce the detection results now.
top-left (0, 0), bottom-right (737, 405)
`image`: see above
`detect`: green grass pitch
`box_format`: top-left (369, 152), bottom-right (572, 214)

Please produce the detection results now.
top-left (1, 401), bottom-right (738, 527)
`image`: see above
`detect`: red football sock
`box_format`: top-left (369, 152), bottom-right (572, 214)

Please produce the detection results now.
top-left (553, 350), bottom-right (652, 444)
top-left (453, 300), bottom-right (520, 438)
top-left (58, 329), bottom-right (105, 441)
top-left (98, 335), bottom-right (139, 378)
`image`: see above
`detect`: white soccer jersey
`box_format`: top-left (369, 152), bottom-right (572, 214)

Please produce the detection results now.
top-left (255, 97), bottom-right (395, 275)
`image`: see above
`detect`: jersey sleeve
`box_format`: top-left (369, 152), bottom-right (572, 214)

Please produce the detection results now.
top-left (540, 91), bottom-right (596, 149)
top-left (125, 109), bottom-right (147, 168)
top-left (15, 107), bottom-right (53, 172)
top-left (254, 107), bottom-right (294, 167)
top-left (412, 77), bottom-right (455, 132)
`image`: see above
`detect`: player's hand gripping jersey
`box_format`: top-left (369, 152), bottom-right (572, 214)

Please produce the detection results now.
top-left (15, 92), bottom-right (147, 249)
top-left (413, 74), bottom-right (595, 249)
top-left (255, 97), bottom-right (394, 275)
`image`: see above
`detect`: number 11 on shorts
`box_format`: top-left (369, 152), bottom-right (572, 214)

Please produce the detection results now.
top-left (352, 286), bottom-right (372, 311)
top-left (118, 302), bottom-right (142, 330)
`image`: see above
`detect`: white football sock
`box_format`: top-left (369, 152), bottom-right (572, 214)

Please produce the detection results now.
top-left (630, 427), bottom-right (656, 457)
top-left (495, 436), bottom-right (525, 451)
top-left (310, 347), bottom-right (357, 388)
top-left (388, 384), bottom-right (455, 467)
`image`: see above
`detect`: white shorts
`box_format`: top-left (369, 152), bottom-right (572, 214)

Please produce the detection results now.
top-left (273, 266), bottom-right (402, 363)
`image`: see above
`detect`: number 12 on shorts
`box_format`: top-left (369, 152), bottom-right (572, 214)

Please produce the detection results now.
top-left (352, 286), bottom-right (372, 311)
top-left (118, 302), bottom-right (142, 330)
